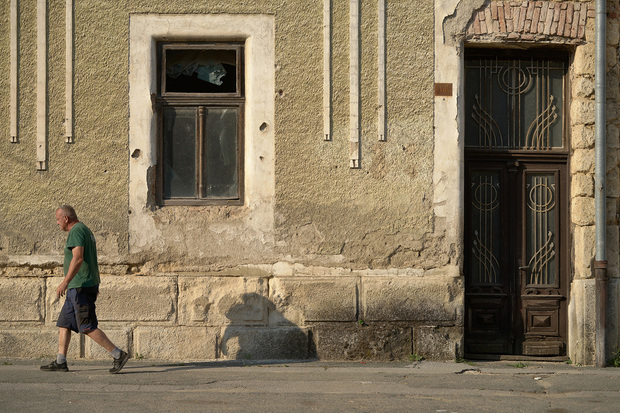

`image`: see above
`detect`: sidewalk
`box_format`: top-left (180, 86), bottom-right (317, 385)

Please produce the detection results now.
top-left (2, 358), bottom-right (620, 412)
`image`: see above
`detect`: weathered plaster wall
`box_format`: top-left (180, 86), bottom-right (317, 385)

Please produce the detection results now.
top-left (0, 0), bottom-right (128, 260)
top-left (273, 0), bottom-right (438, 271)
top-left (1, 1), bottom-right (439, 270)
top-left (0, 1), bottom-right (463, 362)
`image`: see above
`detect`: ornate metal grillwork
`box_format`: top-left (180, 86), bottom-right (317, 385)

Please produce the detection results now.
top-left (465, 58), bottom-right (565, 150)
top-left (470, 171), bottom-right (501, 285)
top-left (526, 174), bottom-right (557, 285)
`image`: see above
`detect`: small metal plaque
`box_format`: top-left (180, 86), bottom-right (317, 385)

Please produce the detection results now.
top-left (434, 83), bottom-right (453, 97)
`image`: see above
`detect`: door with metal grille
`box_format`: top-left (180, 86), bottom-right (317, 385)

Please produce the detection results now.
top-left (464, 50), bottom-right (569, 356)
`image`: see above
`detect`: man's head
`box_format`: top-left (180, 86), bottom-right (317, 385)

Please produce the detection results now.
top-left (55, 205), bottom-right (78, 232)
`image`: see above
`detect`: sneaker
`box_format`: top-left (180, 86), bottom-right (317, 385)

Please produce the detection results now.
top-left (40, 361), bottom-right (69, 372)
top-left (109, 350), bottom-right (130, 374)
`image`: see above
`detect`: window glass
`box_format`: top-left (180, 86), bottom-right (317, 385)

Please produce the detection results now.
top-left (165, 49), bottom-right (237, 94)
top-left (469, 170), bottom-right (502, 285)
top-left (205, 108), bottom-right (238, 197)
top-left (163, 107), bottom-right (196, 198)
top-left (465, 56), bottom-right (565, 150)
top-left (525, 172), bottom-right (557, 286)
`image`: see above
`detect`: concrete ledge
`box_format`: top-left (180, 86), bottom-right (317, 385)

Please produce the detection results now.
top-left (573, 226), bottom-right (595, 279)
top-left (363, 277), bottom-right (463, 322)
top-left (134, 326), bottom-right (217, 360)
top-left (0, 278), bottom-right (44, 321)
top-left (220, 326), bottom-right (310, 360)
top-left (568, 278), bottom-right (596, 366)
top-left (97, 276), bottom-right (177, 322)
top-left (313, 323), bottom-right (412, 361)
top-left (46, 276), bottom-right (177, 323)
top-left (178, 277), bottom-right (268, 326)
top-left (0, 327), bottom-right (80, 359)
top-left (46, 278), bottom-right (66, 324)
top-left (414, 325), bottom-right (462, 360)
top-left (607, 279), bottom-right (620, 358)
top-left (270, 278), bottom-right (357, 325)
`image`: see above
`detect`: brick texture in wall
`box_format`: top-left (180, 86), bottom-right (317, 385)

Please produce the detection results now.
top-left (466, 1), bottom-right (595, 42)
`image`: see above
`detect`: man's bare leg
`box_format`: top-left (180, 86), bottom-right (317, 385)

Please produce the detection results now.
top-left (84, 328), bottom-right (116, 352)
top-left (85, 328), bottom-right (130, 374)
top-left (58, 327), bottom-right (71, 355)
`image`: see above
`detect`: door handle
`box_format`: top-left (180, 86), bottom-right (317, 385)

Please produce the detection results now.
top-left (519, 266), bottom-right (530, 271)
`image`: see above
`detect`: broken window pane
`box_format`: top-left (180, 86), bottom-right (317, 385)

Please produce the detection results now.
top-left (165, 49), bottom-right (237, 94)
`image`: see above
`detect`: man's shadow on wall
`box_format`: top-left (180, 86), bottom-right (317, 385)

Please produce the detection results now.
top-left (138, 293), bottom-right (316, 374)
top-left (220, 293), bottom-right (316, 361)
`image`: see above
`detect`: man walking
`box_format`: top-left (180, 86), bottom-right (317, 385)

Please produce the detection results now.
top-left (41, 205), bottom-right (130, 373)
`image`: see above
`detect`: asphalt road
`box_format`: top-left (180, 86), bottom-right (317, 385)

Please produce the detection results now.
top-left (2, 358), bottom-right (620, 412)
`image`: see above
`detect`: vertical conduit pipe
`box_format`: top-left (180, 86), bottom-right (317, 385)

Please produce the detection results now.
top-left (595, 0), bottom-right (608, 368)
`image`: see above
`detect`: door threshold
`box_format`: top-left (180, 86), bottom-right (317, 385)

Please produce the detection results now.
top-left (464, 353), bottom-right (569, 362)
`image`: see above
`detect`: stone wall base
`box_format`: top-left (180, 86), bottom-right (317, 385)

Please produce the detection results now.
top-left (0, 270), bottom-right (463, 362)
top-left (0, 323), bottom-right (462, 362)
top-left (312, 323), bottom-right (461, 361)
top-left (0, 327), bottom-right (81, 359)
top-left (569, 278), bottom-right (596, 366)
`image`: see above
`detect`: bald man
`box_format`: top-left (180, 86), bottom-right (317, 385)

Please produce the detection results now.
top-left (41, 205), bottom-right (129, 374)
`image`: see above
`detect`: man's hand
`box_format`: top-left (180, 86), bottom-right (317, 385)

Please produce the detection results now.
top-left (57, 246), bottom-right (84, 298)
top-left (57, 281), bottom-right (69, 298)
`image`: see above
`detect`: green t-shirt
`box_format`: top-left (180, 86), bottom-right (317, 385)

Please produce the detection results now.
top-left (64, 222), bottom-right (100, 289)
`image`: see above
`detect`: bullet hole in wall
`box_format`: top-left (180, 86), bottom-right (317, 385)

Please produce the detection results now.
top-left (131, 149), bottom-right (141, 158)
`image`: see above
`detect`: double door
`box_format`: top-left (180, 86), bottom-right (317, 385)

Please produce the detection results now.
top-left (465, 156), bottom-right (568, 356)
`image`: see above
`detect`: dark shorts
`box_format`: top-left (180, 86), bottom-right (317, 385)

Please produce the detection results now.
top-left (56, 285), bottom-right (99, 333)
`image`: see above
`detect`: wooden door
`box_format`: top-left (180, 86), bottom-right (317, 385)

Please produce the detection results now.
top-left (518, 161), bottom-right (568, 356)
top-left (465, 161), bottom-right (514, 354)
top-left (464, 49), bottom-right (569, 356)
top-left (464, 158), bottom-right (568, 356)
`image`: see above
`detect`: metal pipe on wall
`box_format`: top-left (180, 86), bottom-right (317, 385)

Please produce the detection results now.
top-left (594, 0), bottom-right (608, 368)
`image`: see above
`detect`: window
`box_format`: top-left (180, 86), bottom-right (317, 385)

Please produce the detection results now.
top-left (464, 49), bottom-right (567, 152)
top-left (156, 43), bottom-right (244, 205)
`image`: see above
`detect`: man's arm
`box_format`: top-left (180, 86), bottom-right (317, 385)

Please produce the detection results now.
top-left (57, 246), bottom-right (84, 298)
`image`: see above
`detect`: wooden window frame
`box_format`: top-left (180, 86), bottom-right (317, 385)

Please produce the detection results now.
top-left (156, 42), bottom-right (245, 206)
